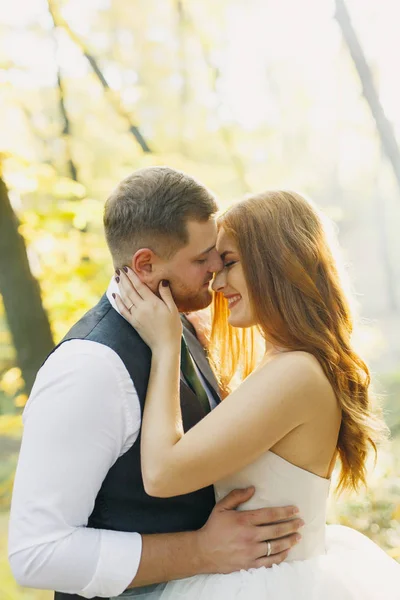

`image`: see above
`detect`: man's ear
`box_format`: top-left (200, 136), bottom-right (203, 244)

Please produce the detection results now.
top-left (131, 248), bottom-right (157, 282)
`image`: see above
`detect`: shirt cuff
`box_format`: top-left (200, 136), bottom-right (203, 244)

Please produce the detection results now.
top-left (80, 531), bottom-right (142, 598)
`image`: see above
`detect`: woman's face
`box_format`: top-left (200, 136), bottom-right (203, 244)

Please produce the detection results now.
top-left (212, 228), bottom-right (256, 327)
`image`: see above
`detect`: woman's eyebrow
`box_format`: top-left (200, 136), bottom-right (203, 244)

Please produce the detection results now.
top-left (220, 250), bottom-right (235, 259)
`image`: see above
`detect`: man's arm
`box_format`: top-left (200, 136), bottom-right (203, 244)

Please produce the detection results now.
top-left (130, 487), bottom-right (302, 588)
top-left (8, 341), bottom-right (143, 598)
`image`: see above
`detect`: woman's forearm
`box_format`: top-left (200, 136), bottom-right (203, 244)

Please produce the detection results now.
top-left (141, 344), bottom-right (183, 493)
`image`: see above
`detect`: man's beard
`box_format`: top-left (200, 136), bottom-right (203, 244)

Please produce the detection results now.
top-left (172, 286), bottom-right (213, 313)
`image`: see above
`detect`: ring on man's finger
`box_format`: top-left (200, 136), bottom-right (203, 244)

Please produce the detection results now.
top-left (127, 302), bottom-right (134, 313)
top-left (266, 540), bottom-right (272, 557)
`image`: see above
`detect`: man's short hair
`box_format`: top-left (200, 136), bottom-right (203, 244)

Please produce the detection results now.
top-left (104, 166), bottom-right (218, 266)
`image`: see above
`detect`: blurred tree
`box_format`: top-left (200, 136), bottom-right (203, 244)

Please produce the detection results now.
top-left (48, 0), bottom-right (152, 154)
top-left (0, 171), bottom-right (54, 394)
top-left (373, 156), bottom-right (398, 311)
top-left (183, 6), bottom-right (251, 194)
top-left (335, 0), bottom-right (400, 193)
top-left (48, 0), bottom-right (79, 182)
top-left (175, 0), bottom-right (189, 155)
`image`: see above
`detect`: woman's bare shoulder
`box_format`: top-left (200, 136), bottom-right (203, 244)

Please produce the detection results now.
top-left (259, 350), bottom-right (335, 406)
top-left (265, 349), bottom-right (327, 376)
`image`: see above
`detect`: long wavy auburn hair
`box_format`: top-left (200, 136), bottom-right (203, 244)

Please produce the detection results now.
top-left (210, 190), bottom-right (387, 493)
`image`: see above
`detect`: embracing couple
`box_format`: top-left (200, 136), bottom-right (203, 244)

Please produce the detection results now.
top-left (9, 167), bottom-right (400, 599)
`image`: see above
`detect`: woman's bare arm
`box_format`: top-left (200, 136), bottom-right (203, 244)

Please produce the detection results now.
top-left (141, 348), bottom-right (324, 497)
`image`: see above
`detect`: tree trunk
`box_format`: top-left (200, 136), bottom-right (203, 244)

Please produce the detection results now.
top-left (184, 10), bottom-right (250, 193)
top-left (373, 155), bottom-right (398, 312)
top-left (56, 70), bottom-right (78, 182)
top-left (48, 0), bottom-right (152, 154)
top-left (48, 0), bottom-right (80, 182)
top-left (334, 0), bottom-right (400, 192)
top-left (0, 174), bottom-right (54, 393)
top-left (176, 0), bottom-right (189, 155)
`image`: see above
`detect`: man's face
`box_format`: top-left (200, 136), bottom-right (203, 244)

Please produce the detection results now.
top-left (158, 219), bottom-right (223, 312)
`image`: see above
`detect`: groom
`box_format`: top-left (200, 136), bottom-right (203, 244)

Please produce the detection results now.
top-left (9, 167), bottom-right (303, 599)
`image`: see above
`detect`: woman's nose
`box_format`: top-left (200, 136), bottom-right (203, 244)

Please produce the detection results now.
top-left (208, 249), bottom-right (223, 274)
top-left (212, 270), bottom-right (226, 292)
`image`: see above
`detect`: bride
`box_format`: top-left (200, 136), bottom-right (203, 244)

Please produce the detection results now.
top-left (115, 190), bottom-right (400, 599)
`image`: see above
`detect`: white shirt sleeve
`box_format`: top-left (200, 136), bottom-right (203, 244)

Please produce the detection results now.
top-left (8, 340), bottom-right (143, 598)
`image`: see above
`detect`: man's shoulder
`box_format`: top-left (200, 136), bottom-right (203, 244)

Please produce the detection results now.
top-left (60, 294), bottom-right (113, 343)
top-left (50, 337), bottom-right (120, 359)
top-left (56, 294), bottom-right (149, 359)
top-left (38, 339), bottom-right (127, 384)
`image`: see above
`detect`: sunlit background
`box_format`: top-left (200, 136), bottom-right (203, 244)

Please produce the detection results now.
top-left (1, 0), bottom-right (400, 597)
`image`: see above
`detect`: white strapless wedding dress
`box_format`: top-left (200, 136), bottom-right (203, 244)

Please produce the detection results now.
top-left (158, 451), bottom-right (400, 599)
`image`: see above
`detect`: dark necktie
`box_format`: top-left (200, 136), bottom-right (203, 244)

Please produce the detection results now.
top-left (180, 336), bottom-right (211, 415)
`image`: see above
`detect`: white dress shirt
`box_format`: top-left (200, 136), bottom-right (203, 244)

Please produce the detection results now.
top-left (8, 280), bottom-right (215, 598)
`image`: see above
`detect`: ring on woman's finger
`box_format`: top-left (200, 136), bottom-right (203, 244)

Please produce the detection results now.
top-left (127, 302), bottom-right (134, 313)
top-left (265, 540), bottom-right (272, 557)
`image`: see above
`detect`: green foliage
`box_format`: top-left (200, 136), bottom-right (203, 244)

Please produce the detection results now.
top-left (327, 440), bottom-right (400, 561)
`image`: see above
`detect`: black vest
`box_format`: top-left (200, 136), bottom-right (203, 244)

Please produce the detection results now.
top-left (53, 294), bottom-right (219, 600)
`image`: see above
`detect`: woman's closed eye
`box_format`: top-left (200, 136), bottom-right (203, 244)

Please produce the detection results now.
top-left (224, 260), bottom-right (238, 269)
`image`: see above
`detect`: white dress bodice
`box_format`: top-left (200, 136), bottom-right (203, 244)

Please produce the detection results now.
top-left (138, 449), bottom-right (400, 600)
top-left (215, 450), bottom-right (331, 561)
